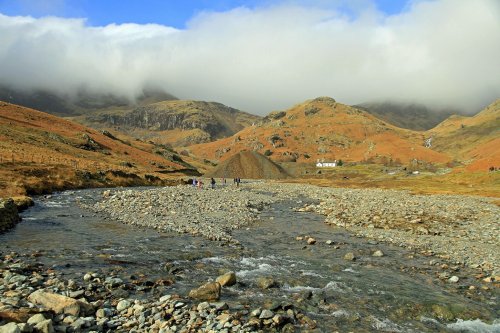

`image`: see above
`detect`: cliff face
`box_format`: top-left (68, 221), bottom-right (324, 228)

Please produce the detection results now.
top-left (0, 198), bottom-right (20, 233)
top-left (81, 100), bottom-right (261, 146)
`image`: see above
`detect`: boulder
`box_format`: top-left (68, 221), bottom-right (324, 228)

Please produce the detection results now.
top-left (0, 199), bottom-right (20, 232)
top-left (27, 314), bottom-right (47, 325)
top-left (0, 323), bottom-right (21, 333)
top-left (11, 196), bottom-right (34, 212)
top-left (27, 290), bottom-right (88, 316)
top-left (372, 250), bottom-right (384, 257)
top-left (188, 282), bottom-right (221, 301)
top-left (34, 320), bottom-right (54, 333)
top-left (0, 309), bottom-right (32, 323)
top-left (257, 277), bottom-right (278, 289)
top-left (216, 272), bottom-right (237, 287)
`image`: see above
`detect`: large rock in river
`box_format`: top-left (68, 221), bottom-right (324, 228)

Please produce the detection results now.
top-left (0, 199), bottom-right (20, 232)
top-left (188, 282), bottom-right (221, 301)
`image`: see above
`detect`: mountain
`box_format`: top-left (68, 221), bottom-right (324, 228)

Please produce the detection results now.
top-left (187, 97), bottom-right (451, 166)
top-left (206, 150), bottom-right (289, 179)
top-left (0, 101), bottom-right (195, 197)
top-left (427, 99), bottom-right (500, 171)
top-left (355, 102), bottom-right (461, 131)
top-left (73, 100), bottom-right (261, 147)
top-left (0, 85), bottom-right (177, 116)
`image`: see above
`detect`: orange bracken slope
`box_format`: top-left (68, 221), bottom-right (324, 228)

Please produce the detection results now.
top-left (187, 97), bottom-right (451, 165)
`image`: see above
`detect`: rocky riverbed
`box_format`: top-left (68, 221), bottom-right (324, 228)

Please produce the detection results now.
top-left (90, 181), bottom-right (499, 276)
top-left (0, 252), bottom-right (315, 333)
top-left (1, 181), bottom-right (499, 332)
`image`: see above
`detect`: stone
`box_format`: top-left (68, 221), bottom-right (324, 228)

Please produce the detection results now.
top-left (372, 250), bottom-right (384, 257)
top-left (95, 308), bottom-right (108, 318)
top-left (325, 240), bottom-right (333, 245)
top-left (0, 323), bottom-right (21, 333)
top-left (0, 309), bottom-right (32, 323)
top-left (257, 277), bottom-right (277, 289)
top-left (116, 300), bottom-right (131, 312)
top-left (0, 199), bottom-right (20, 232)
top-left (344, 252), bottom-right (356, 261)
top-left (27, 314), bottom-right (46, 325)
top-left (188, 282), bottom-right (221, 301)
top-left (449, 276), bottom-right (459, 283)
top-left (259, 309), bottom-right (274, 319)
top-left (27, 291), bottom-right (85, 316)
top-left (307, 237), bottom-right (316, 245)
top-left (34, 320), bottom-right (54, 333)
top-left (216, 272), bottom-right (237, 287)
top-left (250, 308), bottom-right (261, 317)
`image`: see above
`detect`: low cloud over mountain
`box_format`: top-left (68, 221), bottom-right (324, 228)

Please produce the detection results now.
top-left (1, 0), bottom-right (499, 114)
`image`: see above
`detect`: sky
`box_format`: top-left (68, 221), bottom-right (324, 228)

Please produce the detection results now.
top-left (0, 0), bottom-right (499, 114)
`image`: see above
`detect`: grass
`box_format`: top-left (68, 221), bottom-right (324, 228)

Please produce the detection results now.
top-left (282, 164), bottom-right (500, 198)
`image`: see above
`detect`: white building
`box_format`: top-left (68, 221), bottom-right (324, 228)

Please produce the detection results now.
top-left (316, 160), bottom-right (337, 168)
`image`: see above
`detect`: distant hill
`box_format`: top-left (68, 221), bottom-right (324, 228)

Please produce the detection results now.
top-left (427, 99), bottom-right (500, 171)
top-left (188, 97), bottom-right (451, 166)
top-left (74, 100), bottom-right (261, 147)
top-left (206, 150), bottom-right (289, 179)
top-left (0, 85), bottom-right (177, 116)
top-left (355, 102), bottom-right (461, 131)
top-left (0, 102), bottom-right (195, 197)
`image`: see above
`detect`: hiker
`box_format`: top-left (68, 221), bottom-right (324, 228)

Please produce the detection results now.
top-left (211, 177), bottom-right (216, 189)
top-left (197, 179), bottom-right (203, 190)
top-left (192, 178), bottom-right (197, 187)
top-left (236, 177), bottom-right (241, 187)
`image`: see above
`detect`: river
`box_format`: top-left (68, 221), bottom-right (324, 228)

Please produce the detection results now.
top-left (1, 188), bottom-right (499, 332)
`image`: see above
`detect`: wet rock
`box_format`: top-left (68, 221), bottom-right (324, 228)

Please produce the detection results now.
top-left (188, 282), bottom-right (221, 301)
top-left (344, 252), bottom-right (356, 261)
top-left (307, 237), bottom-right (316, 245)
top-left (431, 304), bottom-right (455, 321)
top-left (0, 199), bottom-right (20, 233)
top-left (216, 272), bottom-right (236, 287)
top-left (257, 277), bottom-right (278, 289)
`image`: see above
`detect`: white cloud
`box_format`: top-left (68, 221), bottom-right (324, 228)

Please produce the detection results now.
top-left (0, 0), bottom-right (499, 114)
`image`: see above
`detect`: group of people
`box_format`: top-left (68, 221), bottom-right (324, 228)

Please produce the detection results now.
top-left (191, 177), bottom-right (241, 189)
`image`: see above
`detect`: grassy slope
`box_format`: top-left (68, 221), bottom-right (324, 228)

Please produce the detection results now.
top-left (187, 97), bottom-right (451, 165)
top-left (0, 102), bottom-right (190, 197)
top-left (428, 99), bottom-right (500, 171)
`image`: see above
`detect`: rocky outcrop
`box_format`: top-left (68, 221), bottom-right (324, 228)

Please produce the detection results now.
top-left (0, 199), bottom-right (20, 233)
top-left (83, 100), bottom-right (260, 145)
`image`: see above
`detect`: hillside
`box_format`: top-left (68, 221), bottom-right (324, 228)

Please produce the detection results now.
top-left (427, 99), bottom-right (500, 171)
top-left (0, 102), bottom-right (196, 197)
top-left (355, 102), bottom-right (460, 131)
top-left (187, 97), bottom-right (451, 166)
top-left (73, 100), bottom-right (261, 146)
top-left (0, 86), bottom-right (176, 117)
top-left (206, 151), bottom-right (289, 179)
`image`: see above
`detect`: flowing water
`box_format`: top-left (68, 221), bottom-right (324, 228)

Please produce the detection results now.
top-left (1, 188), bottom-right (499, 332)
